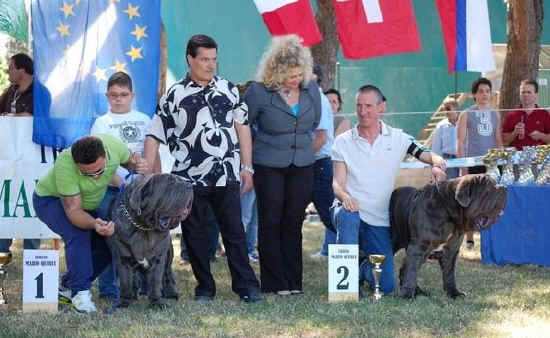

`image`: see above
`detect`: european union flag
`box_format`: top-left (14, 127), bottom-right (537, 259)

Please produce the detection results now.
top-left (31, 0), bottom-right (161, 149)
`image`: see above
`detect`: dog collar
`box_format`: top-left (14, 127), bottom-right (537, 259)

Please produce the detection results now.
top-left (119, 202), bottom-right (154, 231)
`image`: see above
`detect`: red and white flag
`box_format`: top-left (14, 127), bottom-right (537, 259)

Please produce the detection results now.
top-left (333, 0), bottom-right (421, 59)
top-left (253, 0), bottom-right (322, 46)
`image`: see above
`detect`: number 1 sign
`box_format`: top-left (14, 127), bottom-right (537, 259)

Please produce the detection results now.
top-left (22, 250), bottom-right (59, 312)
top-left (328, 244), bottom-right (359, 302)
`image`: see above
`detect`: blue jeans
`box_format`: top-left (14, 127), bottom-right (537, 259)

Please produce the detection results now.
top-left (0, 238), bottom-right (40, 252)
top-left (240, 189), bottom-right (258, 254)
top-left (331, 204), bottom-right (395, 293)
top-left (33, 192), bottom-right (112, 294)
top-left (96, 186), bottom-right (121, 298)
top-left (312, 157), bottom-right (336, 256)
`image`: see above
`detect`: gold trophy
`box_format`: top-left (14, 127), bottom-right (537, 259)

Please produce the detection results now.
top-left (369, 254), bottom-right (386, 301)
top-left (483, 148), bottom-right (501, 183)
top-left (0, 251), bottom-right (12, 310)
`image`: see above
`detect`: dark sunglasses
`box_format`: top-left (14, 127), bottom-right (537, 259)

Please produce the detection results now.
top-left (79, 165), bottom-right (105, 177)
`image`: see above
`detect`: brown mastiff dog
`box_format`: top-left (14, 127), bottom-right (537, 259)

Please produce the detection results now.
top-left (390, 174), bottom-right (507, 299)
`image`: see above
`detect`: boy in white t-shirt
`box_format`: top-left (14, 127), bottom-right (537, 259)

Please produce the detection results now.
top-left (90, 72), bottom-right (159, 299)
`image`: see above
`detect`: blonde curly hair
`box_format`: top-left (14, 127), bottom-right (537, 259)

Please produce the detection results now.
top-left (255, 35), bottom-right (313, 89)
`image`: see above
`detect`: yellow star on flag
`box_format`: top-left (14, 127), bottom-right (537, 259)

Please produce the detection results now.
top-left (57, 23), bottom-right (70, 37)
top-left (93, 67), bottom-right (107, 82)
top-left (60, 2), bottom-right (75, 18)
top-left (123, 3), bottom-right (140, 20)
top-left (126, 45), bottom-right (143, 62)
top-left (130, 24), bottom-right (148, 41)
top-left (110, 59), bottom-right (128, 73)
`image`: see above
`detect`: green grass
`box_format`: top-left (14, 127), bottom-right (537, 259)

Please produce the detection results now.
top-left (0, 223), bottom-right (549, 337)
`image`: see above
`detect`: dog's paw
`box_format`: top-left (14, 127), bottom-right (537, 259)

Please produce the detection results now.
top-left (447, 289), bottom-right (466, 299)
top-left (414, 286), bottom-right (430, 297)
top-left (119, 298), bottom-right (132, 308)
top-left (149, 301), bottom-right (169, 310)
top-left (398, 287), bottom-right (416, 299)
top-left (162, 285), bottom-right (180, 300)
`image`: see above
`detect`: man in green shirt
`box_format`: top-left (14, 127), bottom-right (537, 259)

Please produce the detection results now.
top-left (33, 134), bottom-right (148, 313)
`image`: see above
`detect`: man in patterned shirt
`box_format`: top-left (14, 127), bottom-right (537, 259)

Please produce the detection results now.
top-left (144, 34), bottom-right (261, 303)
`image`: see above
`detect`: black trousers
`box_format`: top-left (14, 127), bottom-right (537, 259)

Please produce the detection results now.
top-left (254, 164), bottom-right (314, 293)
top-left (181, 184), bottom-right (259, 298)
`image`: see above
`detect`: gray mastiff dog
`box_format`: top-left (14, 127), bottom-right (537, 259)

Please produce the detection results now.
top-left (390, 174), bottom-right (507, 299)
top-left (110, 173), bottom-right (193, 309)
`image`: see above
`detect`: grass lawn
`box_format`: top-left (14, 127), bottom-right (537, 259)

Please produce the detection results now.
top-left (0, 222), bottom-right (549, 338)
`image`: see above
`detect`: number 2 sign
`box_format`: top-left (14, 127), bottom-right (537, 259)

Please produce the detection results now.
top-left (328, 244), bottom-right (359, 302)
top-left (22, 250), bottom-right (59, 312)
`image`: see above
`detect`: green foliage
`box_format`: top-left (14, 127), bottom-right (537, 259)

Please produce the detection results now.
top-left (0, 0), bottom-right (28, 43)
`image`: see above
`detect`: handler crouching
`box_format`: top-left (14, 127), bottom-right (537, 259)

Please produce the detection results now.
top-left (32, 134), bottom-right (148, 313)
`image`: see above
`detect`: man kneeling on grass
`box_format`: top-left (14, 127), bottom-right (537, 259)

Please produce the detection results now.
top-left (33, 135), bottom-right (148, 313)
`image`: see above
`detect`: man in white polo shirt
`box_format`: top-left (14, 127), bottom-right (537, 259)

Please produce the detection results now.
top-left (331, 84), bottom-right (446, 294)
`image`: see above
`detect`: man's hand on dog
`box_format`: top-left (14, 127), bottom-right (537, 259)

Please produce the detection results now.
top-left (94, 218), bottom-right (115, 237)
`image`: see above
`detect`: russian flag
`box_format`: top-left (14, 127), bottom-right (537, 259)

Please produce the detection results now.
top-left (436, 0), bottom-right (495, 73)
top-left (253, 0), bottom-right (322, 47)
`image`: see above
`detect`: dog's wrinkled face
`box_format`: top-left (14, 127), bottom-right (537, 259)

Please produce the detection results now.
top-left (157, 198), bottom-right (193, 231)
top-left (123, 173), bottom-right (194, 231)
top-left (454, 174), bottom-right (507, 231)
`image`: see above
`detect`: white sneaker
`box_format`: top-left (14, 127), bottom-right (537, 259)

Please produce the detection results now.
top-left (71, 290), bottom-right (97, 313)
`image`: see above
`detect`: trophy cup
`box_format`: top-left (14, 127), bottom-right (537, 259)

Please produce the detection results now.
top-left (500, 147), bottom-right (516, 185)
top-left (483, 148), bottom-right (501, 183)
top-left (535, 145), bottom-right (550, 184)
top-left (369, 254), bottom-right (386, 301)
top-left (0, 251), bottom-right (12, 310)
top-left (517, 146), bottom-right (536, 185)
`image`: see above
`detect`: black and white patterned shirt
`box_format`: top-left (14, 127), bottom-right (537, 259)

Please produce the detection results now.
top-left (147, 75), bottom-right (248, 187)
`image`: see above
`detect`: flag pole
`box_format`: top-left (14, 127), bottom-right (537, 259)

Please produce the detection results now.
top-left (454, 71), bottom-right (458, 99)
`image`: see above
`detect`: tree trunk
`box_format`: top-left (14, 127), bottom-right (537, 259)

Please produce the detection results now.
top-left (158, 22), bottom-right (167, 100)
top-left (311, 0), bottom-right (339, 91)
top-left (499, 0), bottom-right (543, 111)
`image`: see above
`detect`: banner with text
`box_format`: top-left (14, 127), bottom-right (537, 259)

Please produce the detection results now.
top-left (0, 117), bottom-right (59, 238)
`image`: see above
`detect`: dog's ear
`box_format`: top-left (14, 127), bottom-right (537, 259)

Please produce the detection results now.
top-left (454, 176), bottom-right (472, 207)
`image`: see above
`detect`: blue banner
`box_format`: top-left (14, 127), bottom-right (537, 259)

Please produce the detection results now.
top-left (31, 0), bottom-right (161, 148)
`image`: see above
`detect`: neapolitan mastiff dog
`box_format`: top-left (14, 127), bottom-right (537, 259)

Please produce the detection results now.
top-left (390, 174), bottom-right (507, 298)
top-left (109, 173), bottom-right (193, 310)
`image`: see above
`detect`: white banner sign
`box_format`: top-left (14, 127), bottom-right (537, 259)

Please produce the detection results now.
top-left (0, 117), bottom-right (59, 239)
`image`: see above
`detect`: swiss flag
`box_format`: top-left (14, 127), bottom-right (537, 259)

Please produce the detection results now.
top-left (333, 0), bottom-right (421, 59)
top-left (253, 0), bottom-right (322, 46)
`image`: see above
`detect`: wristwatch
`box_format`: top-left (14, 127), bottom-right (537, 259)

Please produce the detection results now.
top-left (241, 164), bottom-right (255, 175)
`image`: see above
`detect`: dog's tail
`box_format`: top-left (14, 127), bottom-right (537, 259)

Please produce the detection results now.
top-left (390, 187), bottom-right (417, 254)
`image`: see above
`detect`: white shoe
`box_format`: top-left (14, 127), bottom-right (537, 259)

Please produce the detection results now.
top-left (71, 290), bottom-right (97, 313)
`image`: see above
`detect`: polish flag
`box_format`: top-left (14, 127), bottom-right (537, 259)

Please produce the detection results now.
top-left (333, 0), bottom-right (421, 60)
top-left (253, 0), bottom-right (322, 46)
top-left (436, 0), bottom-right (495, 73)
